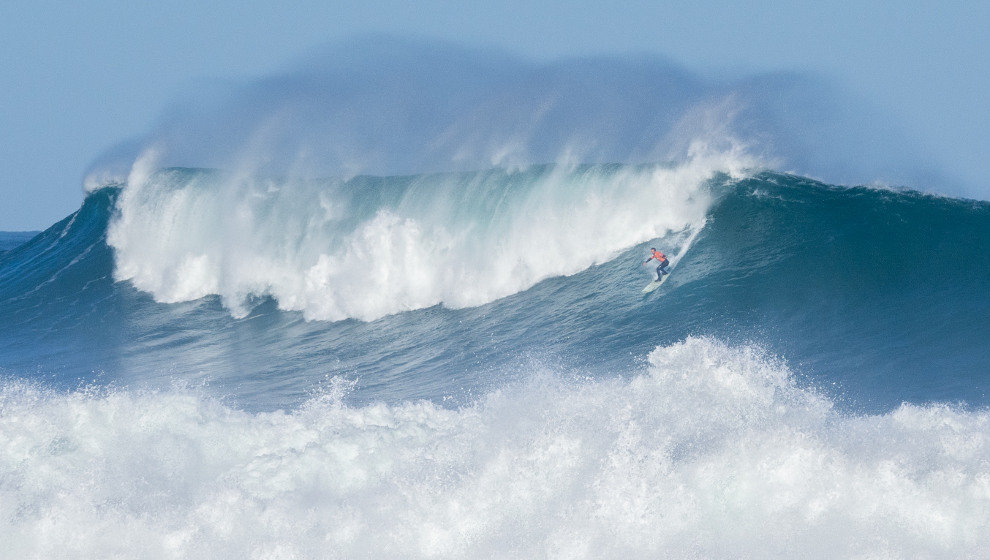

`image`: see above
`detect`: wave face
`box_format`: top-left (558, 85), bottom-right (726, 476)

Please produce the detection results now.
top-left (2, 167), bottom-right (989, 557)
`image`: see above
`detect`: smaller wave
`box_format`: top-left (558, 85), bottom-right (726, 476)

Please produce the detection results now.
top-left (2, 337), bottom-right (987, 558)
top-left (0, 232), bottom-right (39, 255)
top-left (107, 147), bottom-right (752, 321)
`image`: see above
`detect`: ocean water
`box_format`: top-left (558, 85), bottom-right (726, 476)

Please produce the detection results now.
top-left (1, 158), bottom-right (988, 558)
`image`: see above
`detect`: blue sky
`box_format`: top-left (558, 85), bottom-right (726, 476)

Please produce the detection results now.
top-left (2, 1), bottom-right (988, 230)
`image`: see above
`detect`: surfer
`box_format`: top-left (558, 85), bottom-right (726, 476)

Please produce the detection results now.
top-left (644, 248), bottom-right (670, 281)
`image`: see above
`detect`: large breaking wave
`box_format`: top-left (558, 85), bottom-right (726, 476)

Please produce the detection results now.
top-left (2, 170), bottom-right (987, 411)
top-left (76, 38), bottom-right (971, 324)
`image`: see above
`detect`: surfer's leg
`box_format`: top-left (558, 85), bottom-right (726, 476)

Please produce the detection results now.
top-left (656, 264), bottom-right (662, 280)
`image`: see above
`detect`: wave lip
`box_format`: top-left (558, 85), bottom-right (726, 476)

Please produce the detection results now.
top-left (2, 337), bottom-right (989, 557)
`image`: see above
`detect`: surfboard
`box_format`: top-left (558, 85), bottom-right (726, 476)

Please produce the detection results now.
top-left (642, 274), bottom-right (670, 293)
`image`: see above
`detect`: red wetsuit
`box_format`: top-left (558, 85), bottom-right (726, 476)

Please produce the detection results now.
top-left (647, 250), bottom-right (670, 279)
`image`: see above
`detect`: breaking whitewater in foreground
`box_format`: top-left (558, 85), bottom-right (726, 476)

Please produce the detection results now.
top-left (3, 338), bottom-right (989, 558)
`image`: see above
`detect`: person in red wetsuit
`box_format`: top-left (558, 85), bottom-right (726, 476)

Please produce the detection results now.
top-left (644, 247), bottom-right (670, 281)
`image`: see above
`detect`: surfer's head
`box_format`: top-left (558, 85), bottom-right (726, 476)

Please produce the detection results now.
top-left (651, 248), bottom-right (656, 252)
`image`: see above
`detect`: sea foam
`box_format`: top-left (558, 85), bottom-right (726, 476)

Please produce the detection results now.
top-left (2, 337), bottom-right (987, 558)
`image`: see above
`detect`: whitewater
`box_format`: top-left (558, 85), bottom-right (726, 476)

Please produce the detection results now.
top-left (4, 339), bottom-right (989, 558)
top-left (105, 146), bottom-right (737, 322)
top-left (2, 40), bottom-right (990, 558)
